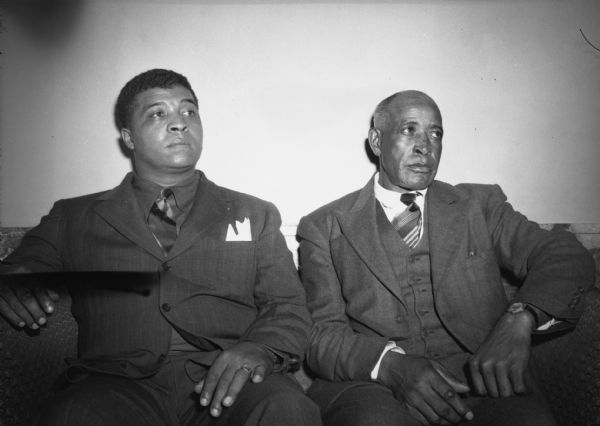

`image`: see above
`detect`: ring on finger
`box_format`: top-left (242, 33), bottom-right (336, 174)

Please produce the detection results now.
top-left (239, 365), bottom-right (253, 376)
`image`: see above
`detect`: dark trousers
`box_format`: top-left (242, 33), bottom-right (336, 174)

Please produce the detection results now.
top-left (307, 378), bottom-right (557, 426)
top-left (33, 356), bottom-right (321, 426)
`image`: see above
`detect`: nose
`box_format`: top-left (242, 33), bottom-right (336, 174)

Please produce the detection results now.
top-left (168, 117), bottom-right (188, 133)
top-left (413, 133), bottom-right (431, 155)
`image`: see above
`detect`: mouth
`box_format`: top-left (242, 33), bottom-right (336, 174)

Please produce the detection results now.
top-left (167, 139), bottom-right (190, 148)
top-left (406, 164), bottom-right (432, 174)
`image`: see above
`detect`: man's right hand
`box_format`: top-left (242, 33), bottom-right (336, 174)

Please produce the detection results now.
top-left (377, 351), bottom-right (474, 425)
top-left (0, 267), bottom-right (59, 329)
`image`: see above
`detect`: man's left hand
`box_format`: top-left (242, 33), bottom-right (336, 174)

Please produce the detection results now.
top-left (194, 341), bottom-right (274, 417)
top-left (468, 309), bottom-right (535, 398)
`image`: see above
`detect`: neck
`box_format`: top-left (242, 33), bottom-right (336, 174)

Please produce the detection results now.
top-left (135, 168), bottom-right (197, 187)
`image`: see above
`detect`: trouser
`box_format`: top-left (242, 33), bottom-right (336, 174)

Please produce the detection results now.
top-left (307, 377), bottom-right (557, 426)
top-left (33, 355), bottom-right (322, 426)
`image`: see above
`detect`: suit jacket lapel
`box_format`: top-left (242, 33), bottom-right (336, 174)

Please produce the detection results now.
top-left (168, 175), bottom-right (230, 259)
top-left (427, 181), bottom-right (468, 290)
top-left (338, 177), bottom-right (407, 303)
top-left (94, 173), bottom-right (165, 260)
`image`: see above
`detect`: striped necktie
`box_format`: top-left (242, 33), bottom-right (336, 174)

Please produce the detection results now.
top-left (392, 192), bottom-right (422, 249)
top-left (149, 188), bottom-right (177, 255)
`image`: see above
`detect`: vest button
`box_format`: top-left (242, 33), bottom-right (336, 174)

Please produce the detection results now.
top-left (161, 303), bottom-right (171, 312)
top-left (162, 262), bottom-right (171, 271)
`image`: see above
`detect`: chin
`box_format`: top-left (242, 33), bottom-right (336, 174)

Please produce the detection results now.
top-left (171, 154), bottom-right (200, 167)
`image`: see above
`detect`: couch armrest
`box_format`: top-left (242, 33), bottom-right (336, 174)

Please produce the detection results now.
top-left (0, 288), bottom-right (77, 426)
top-left (530, 287), bottom-right (600, 426)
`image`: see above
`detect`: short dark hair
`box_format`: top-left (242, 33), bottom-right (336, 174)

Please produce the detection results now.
top-left (114, 69), bottom-right (198, 130)
top-left (370, 90), bottom-right (439, 133)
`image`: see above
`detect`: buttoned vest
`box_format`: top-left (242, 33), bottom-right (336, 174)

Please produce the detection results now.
top-left (375, 202), bottom-right (465, 359)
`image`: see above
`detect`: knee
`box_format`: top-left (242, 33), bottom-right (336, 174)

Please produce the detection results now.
top-left (322, 399), bottom-right (410, 426)
top-left (35, 389), bottom-right (101, 426)
top-left (246, 377), bottom-right (322, 425)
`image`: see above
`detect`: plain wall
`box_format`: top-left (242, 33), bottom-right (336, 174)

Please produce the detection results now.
top-left (1, 0), bottom-right (599, 228)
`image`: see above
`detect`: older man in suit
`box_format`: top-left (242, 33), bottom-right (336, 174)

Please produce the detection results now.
top-left (0, 69), bottom-right (321, 426)
top-left (297, 90), bottom-right (595, 425)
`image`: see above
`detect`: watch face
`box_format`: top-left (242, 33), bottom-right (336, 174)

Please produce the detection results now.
top-left (507, 302), bottom-right (526, 314)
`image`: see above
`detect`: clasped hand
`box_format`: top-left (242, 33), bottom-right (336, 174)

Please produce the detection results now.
top-left (468, 310), bottom-right (534, 398)
top-left (379, 311), bottom-right (534, 425)
top-left (194, 341), bottom-right (275, 417)
top-left (0, 267), bottom-right (59, 329)
top-left (378, 352), bottom-right (473, 425)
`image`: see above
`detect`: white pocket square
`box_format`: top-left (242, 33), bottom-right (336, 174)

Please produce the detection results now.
top-left (226, 218), bottom-right (252, 241)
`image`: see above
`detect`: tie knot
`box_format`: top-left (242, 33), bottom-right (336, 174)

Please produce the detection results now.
top-left (160, 188), bottom-right (174, 200)
top-left (154, 188), bottom-right (176, 220)
top-left (400, 192), bottom-right (417, 206)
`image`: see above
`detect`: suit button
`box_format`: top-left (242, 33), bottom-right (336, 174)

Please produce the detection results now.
top-left (162, 262), bottom-right (171, 271)
top-left (161, 303), bottom-right (171, 312)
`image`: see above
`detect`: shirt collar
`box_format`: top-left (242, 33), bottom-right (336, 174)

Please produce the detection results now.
top-left (373, 172), bottom-right (428, 209)
top-left (131, 171), bottom-right (200, 220)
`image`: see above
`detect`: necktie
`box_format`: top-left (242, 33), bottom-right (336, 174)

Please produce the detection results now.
top-left (393, 192), bottom-right (421, 249)
top-left (149, 188), bottom-right (177, 254)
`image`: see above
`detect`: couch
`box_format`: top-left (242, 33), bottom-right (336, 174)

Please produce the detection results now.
top-left (1, 224), bottom-right (599, 426)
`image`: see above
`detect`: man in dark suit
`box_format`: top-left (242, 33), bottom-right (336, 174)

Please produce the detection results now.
top-left (0, 69), bottom-right (321, 426)
top-left (297, 90), bottom-right (595, 425)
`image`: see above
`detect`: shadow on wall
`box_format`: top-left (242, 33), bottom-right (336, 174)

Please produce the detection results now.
top-left (4, 0), bottom-right (84, 46)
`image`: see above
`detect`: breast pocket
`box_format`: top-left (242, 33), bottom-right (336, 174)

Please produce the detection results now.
top-left (465, 248), bottom-right (501, 285)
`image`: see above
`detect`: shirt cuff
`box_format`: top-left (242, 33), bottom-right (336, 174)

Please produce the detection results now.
top-left (524, 303), bottom-right (560, 331)
top-left (370, 341), bottom-right (406, 380)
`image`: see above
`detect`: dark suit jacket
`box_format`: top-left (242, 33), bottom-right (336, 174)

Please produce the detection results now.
top-left (297, 177), bottom-right (595, 381)
top-left (3, 172), bottom-right (311, 378)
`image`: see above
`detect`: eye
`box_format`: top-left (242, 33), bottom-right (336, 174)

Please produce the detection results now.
top-left (430, 130), bottom-right (444, 139)
top-left (430, 129), bottom-right (443, 140)
top-left (401, 125), bottom-right (416, 136)
top-left (149, 110), bottom-right (165, 119)
top-left (182, 109), bottom-right (196, 117)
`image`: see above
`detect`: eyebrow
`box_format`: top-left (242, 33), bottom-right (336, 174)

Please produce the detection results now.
top-left (141, 97), bottom-right (198, 113)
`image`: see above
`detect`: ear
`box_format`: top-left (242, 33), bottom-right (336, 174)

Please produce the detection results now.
top-left (121, 128), bottom-right (134, 150)
top-left (367, 128), bottom-right (382, 157)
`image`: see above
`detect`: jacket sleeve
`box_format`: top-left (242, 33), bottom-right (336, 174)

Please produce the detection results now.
top-left (297, 214), bottom-right (389, 382)
top-left (239, 201), bottom-right (312, 371)
top-left (480, 184), bottom-right (595, 322)
top-left (1, 201), bottom-right (65, 273)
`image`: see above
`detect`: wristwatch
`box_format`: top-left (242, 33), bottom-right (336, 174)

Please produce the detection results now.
top-left (506, 302), bottom-right (538, 326)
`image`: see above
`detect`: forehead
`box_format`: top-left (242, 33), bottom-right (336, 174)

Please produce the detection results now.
top-left (132, 85), bottom-right (196, 112)
top-left (389, 96), bottom-right (442, 126)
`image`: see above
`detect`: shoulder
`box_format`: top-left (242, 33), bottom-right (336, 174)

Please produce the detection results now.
top-left (301, 188), bottom-right (363, 223)
top-left (210, 181), bottom-right (275, 210)
top-left (51, 189), bottom-right (113, 212)
top-left (60, 190), bottom-right (112, 203)
top-left (431, 180), bottom-right (506, 204)
top-left (202, 176), bottom-right (280, 223)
